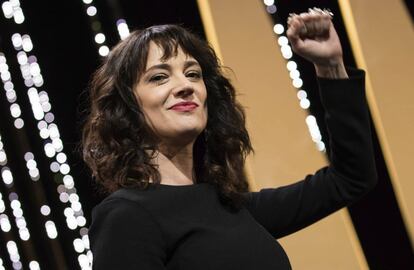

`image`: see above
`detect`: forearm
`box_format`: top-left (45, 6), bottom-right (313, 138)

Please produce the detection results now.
top-left (318, 68), bottom-right (377, 199)
top-left (315, 61), bottom-right (349, 79)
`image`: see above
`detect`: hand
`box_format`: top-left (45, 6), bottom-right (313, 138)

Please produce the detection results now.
top-left (286, 8), bottom-right (348, 78)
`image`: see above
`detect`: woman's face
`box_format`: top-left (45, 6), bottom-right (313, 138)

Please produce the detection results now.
top-left (134, 42), bottom-right (208, 146)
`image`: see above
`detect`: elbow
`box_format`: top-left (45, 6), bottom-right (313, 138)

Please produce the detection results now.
top-left (352, 169), bottom-right (378, 201)
top-left (364, 169), bottom-right (378, 193)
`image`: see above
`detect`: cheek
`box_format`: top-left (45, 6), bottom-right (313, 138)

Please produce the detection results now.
top-left (137, 88), bottom-right (166, 113)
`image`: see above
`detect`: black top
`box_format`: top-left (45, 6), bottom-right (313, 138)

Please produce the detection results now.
top-left (89, 69), bottom-right (377, 270)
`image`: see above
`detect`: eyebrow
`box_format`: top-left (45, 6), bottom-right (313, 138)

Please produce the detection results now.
top-left (144, 60), bottom-right (201, 74)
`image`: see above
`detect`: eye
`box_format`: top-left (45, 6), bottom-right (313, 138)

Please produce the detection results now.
top-left (149, 74), bottom-right (168, 84)
top-left (186, 71), bottom-right (202, 79)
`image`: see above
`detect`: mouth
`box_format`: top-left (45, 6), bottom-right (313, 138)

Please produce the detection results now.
top-left (169, 102), bottom-right (199, 112)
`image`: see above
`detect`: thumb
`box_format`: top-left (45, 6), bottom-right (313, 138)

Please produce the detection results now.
top-left (286, 14), bottom-right (305, 51)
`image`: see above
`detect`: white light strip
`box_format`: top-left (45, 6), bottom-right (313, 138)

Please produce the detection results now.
top-left (80, 0), bottom-right (109, 57)
top-left (7, 240), bottom-right (22, 270)
top-left (0, 53), bottom-right (25, 129)
top-left (2, 2), bottom-right (91, 268)
top-left (0, 135), bottom-right (32, 244)
top-left (1, 50), bottom-right (66, 249)
top-left (116, 19), bottom-right (130, 40)
top-left (0, 258), bottom-right (5, 270)
top-left (264, 2), bottom-right (326, 152)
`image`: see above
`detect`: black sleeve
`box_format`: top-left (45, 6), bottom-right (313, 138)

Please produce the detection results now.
top-left (89, 198), bottom-right (167, 269)
top-left (243, 68), bottom-right (378, 239)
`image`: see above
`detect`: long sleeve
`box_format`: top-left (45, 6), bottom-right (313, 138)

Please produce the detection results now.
top-left (89, 198), bottom-right (167, 269)
top-left (244, 68), bottom-right (378, 239)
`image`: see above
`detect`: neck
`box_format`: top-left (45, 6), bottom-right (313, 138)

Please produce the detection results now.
top-left (154, 142), bottom-right (195, 185)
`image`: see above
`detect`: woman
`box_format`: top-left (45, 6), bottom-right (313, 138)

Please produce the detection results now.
top-left (83, 8), bottom-right (377, 269)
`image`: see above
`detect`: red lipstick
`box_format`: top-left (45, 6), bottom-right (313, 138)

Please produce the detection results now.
top-left (169, 101), bottom-right (198, 112)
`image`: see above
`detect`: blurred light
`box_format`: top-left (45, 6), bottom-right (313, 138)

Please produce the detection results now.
top-left (44, 143), bottom-right (56, 158)
top-left (94, 33), bottom-right (105, 44)
top-left (266, 5), bottom-right (277, 14)
top-left (74, 238), bottom-right (85, 253)
top-left (1, 168), bottom-right (13, 185)
top-left (29, 261), bottom-right (40, 270)
top-left (14, 118), bottom-right (24, 129)
top-left (50, 161), bottom-right (60, 172)
top-left (297, 90), bottom-right (307, 100)
top-left (71, 201), bottom-right (82, 212)
top-left (281, 45), bottom-right (293, 59)
top-left (11, 33), bottom-right (22, 49)
top-left (77, 216), bottom-right (87, 227)
top-left (10, 104), bottom-right (21, 117)
top-left (0, 151), bottom-right (6, 165)
top-left (69, 193), bottom-right (79, 203)
top-left (263, 0), bottom-right (274, 6)
top-left (41, 101), bottom-right (51, 112)
top-left (45, 220), bottom-right (58, 239)
top-left (40, 205), bottom-right (51, 216)
top-left (60, 163), bottom-right (70, 174)
top-left (292, 78), bottom-right (303, 88)
top-left (19, 227), bottom-right (30, 240)
top-left (277, 36), bottom-right (288, 46)
top-left (63, 175), bottom-right (74, 189)
top-left (306, 115), bottom-right (316, 125)
top-left (2, 2), bottom-right (13, 18)
top-left (24, 152), bottom-right (34, 161)
top-left (13, 8), bottom-right (24, 24)
top-left (59, 192), bottom-right (69, 203)
top-left (37, 120), bottom-right (47, 130)
top-left (22, 35), bottom-right (33, 52)
top-left (1, 70), bottom-right (11, 81)
top-left (78, 254), bottom-right (90, 269)
top-left (67, 215), bottom-right (78, 230)
top-left (116, 19), bottom-right (130, 40)
top-left (15, 217), bottom-right (26, 228)
top-left (48, 124), bottom-right (59, 138)
top-left (289, 69), bottom-right (300, 80)
top-left (86, 6), bottom-right (97, 16)
top-left (45, 112), bottom-right (55, 123)
top-left (26, 159), bottom-right (36, 170)
top-left (10, 200), bottom-right (20, 209)
top-left (6, 90), bottom-right (17, 102)
top-left (0, 214), bottom-right (11, 232)
top-left (98, 45), bottom-right (109, 56)
top-left (82, 0), bottom-right (93, 4)
top-left (286, 60), bottom-right (297, 71)
top-left (56, 153), bottom-right (67, 163)
top-left (316, 141), bottom-right (326, 151)
top-left (273, 24), bottom-right (284, 35)
top-left (39, 128), bottom-right (49, 139)
top-left (52, 138), bottom-right (63, 151)
top-left (57, 185), bottom-right (65, 194)
top-left (300, 98), bottom-right (310, 109)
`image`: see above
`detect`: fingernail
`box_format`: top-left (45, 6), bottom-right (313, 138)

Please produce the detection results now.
top-left (323, 8), bottom-right (334, 17)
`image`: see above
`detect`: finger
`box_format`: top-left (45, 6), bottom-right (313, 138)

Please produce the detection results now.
top-left (300, 8), bottom-right (332, 37)
top-left (300, 12), bottom-right (319, 37)
top-left (286, 14), bottom-right (305, 46)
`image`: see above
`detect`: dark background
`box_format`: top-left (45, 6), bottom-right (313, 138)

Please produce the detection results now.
top-left (0, 0), bottom-right (412, 269)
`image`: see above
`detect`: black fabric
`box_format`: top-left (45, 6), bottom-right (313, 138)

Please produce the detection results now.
top-left (89, 68), bottom-right (377, 269)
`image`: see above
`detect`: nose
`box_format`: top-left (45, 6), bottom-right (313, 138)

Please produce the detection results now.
top-left (172, 76), bottom-right (194, 98)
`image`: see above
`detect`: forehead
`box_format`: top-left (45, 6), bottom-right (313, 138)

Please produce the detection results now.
top-left (145, 41), bottom-right (197, 68)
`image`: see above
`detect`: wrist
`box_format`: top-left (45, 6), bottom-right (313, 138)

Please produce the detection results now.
top-left (314, 60), bottom-right (348, 79)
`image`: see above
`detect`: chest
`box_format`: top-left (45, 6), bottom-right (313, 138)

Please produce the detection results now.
top-left (157, 206), bottom-right (291, 270)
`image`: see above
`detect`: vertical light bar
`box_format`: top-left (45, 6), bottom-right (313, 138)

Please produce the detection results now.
top-left (263, 0), bottom-right (326, 152)
top-left (2, 1), bottom-right (92, 269)
top-left (80, 0), bottom-right (109, 57)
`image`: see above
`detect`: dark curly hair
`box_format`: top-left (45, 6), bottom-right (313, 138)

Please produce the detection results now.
top-left (82, 24), bottom-right (253, 211)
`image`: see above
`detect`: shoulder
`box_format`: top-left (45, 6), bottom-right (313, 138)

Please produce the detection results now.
top-left (91, 188), bottom-right (153, 222)
top-left (89, 189), bottom-right (164, 244)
